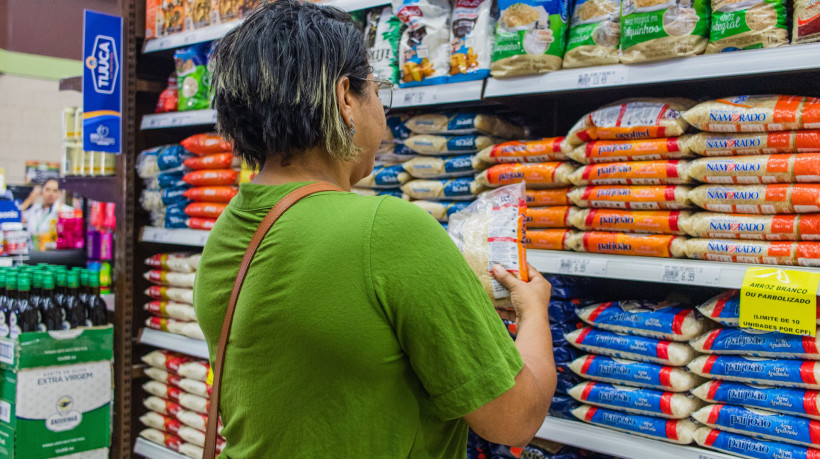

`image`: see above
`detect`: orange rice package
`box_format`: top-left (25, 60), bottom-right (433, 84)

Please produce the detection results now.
top-left (687, 154), bottom-right (820, 184)
top-left (188, 217), bottom-right (217, 231)
top-left (184, 186), bottom-right (238, 203)
top-left (526, 188), bottom-right (571, 206)
top-left (183, 169), bottom-right (239, 186)
top-left (678, 213), bottom-right (820, 241)
top-left (181, 133), bottom-right (232, 155)
top-left (524, 206), bottom-right (577, 229)
top-left (523, 229), bottom-right (575, 251)
top-left (477, 138), bottom-right (571, 164)
top-left (683, 95), bottom-right (820, 133)
top-left (570, 209), bottom-right (690, 235)
top-left (567, 99), bottom-right (696, 146)
top-left (568, 137), bottom-right (694, 164)
top-left (476, 162), bottom-right (576, 189)
top-left (688, 130), bottom-right (820, 156)
top-left (689, 184), bottom-right (820, 213)
top-left (568, 186), bottom-right (694, 210)
top-left (570, 160), bottom-right (692, 186)
top-left (185, 202), bottom-right (227, 219)
top-left (684, 239), bottom-right (797, 265)
top-left (569, 231), bottom-right (687, 258)
top-left (183, 153), bottom-right (238, 170)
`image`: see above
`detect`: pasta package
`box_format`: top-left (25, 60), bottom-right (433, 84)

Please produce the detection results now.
top-left (570, 208), bottom-right (690, 234)
top-left (522, 228), bottom-right (576, 250)
top-left (695, 426), bottom-right (820, 459)
top-left (524, 206), bottom-right (577, 228)
top-left (619, 0), bottom-right (710, 64)
top-left (356, 164), bottom-right (412, 188)
top-left (183, 169), bottom-right (239, 186)
top-left (568, 231), bottom-right (687, 258)
top-left (477, 137), bottom-right (571, 164)
top-left (576, 301), bottom-right (709, 341)
top-left (404, 113), bottom-right (525, 139)
top-left (691, 381), bottom-right (820, 420)
top-left (679, 212), bottom-right (820, 240)
top-left (691, 328), bottom-right (820, 360)
top-left (566, 327), bottom-right (698, 366)
top-left (568, 185), bottom-right (693, 210)
top-left (688, 355), bottom-right (820, 390)
top-left (572, 405), bottom-right (697, 444)
top-left (569, 160), bottom-right (692, 185)
top-left (794, 0), bottom-right (820, 44)
top-left (180, 133), bottom-right (231, 155)
top-left (568, 382), bottom-right (703, 418)
top-left (393, 0), bottom-right (452, 87)
top-left (563, 0), bottom-right (621, 68)
top-left (688, 154), bottom-right (820, 184)
top-left (448, 0), bottom-right (492, 81)
top-left (569, 354), bottom-right (704, 391)
top-left (568, 136), bottom-right (694, 164)
top-left (683, 95), bottom-right (820, 133)
top-left (706, 0), bottom-right (788, 54)
top-left (401, 178), bottom-right (484, 200)
top-left (684, 238), bottom-right (797, 264)
top-left (567, 99), bottom-right (695, 146)
top-left (476, 162), bottom-right (576, 188)
top-left (404, 135), bottom-right (496, 155)
top-left (689, 130), bottom-right (820, 156)
top-left (490, 0), bottom-right (571, 77)
top-left (527, 188), bottom-right (571, 206)
top-left (402, 155), bottom-right (486, 178)
top-left (689, 184), bottom-right (820, 213)
top-left (412, 200), bottom-right (471, 222)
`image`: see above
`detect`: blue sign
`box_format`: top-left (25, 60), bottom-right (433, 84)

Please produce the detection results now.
top-left (0, 201), bottom-right (21, 225)
top-left (83, 10), bottom-right (122, 153)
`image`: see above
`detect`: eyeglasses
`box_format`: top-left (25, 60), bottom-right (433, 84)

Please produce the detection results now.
top-left (350, 76), bottom-right (394, 115)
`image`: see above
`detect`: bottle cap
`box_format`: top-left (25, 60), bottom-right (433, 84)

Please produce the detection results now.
top-left (43, 272), bottom-right (55, 289)
top-left (67, 271), bottom-right (80, 288)
top-left (18, 273), bottom-right (31, 291)
top-left (5, 272), bottom-right (16, 290)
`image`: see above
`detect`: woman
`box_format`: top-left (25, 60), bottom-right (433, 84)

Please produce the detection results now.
top-left (194, 1), bottom-right (556, 457)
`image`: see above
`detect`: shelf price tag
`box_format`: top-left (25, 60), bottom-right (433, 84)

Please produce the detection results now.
top-left (400, 89), bottom-right (436, 107)
top-left (576, 68), bottom-right (628, 89)
top-left (557, 257), bottom-right (607, 276)
top-left (661, 264), bottom-right (721, 286)
top-left (739, 268), bottom-right (819, 336)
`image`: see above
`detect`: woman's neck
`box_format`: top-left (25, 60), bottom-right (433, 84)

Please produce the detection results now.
top-left (251, 148), bottom-right (353, 190)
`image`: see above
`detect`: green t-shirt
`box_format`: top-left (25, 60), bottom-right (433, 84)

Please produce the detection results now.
top-left (194, 182), bottom-right (523, 458)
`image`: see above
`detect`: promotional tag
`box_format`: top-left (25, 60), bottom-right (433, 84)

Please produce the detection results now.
top-left (740, 267), bottom-right (819, 336)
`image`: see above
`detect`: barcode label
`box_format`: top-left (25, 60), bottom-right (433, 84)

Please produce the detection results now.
top-left (661, 264), bottom-right (721, 286)
top-left (0, 340), bottom-right (14, 365)
top-left (557, 258), bottom-right (608, 276)
top-left (0, 401), bottom-right (11, 423)
top-left (576, 68), bottom-right (628, 89)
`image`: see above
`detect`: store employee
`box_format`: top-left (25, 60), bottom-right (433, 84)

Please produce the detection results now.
top-left (20, 178), bottom-right (72, 236)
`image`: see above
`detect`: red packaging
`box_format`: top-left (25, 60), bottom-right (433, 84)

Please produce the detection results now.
top-left (188, 217), bottom-right (217, 230)
top-left (184, 186), bottom-right (238, 203)
top-left (181, 133), bottom-right (232, 155)
top-left (184, 153), bottom-right (236, 170)
top-left (155, 75), bottom-right (178, 113)
top-left (185, 202), bottom-right (227, 219)
top-left (183, 169), bottom-right (238, 186)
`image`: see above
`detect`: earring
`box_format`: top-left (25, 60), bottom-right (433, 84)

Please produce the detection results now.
top-left (350, 117), bottom-right (355, 136)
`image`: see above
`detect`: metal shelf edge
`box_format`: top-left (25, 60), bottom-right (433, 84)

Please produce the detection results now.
top-left (140, 227), bottom-right (210, 247)
top-left (139, 328), bottom-right (209, 359)
top-left (140, 110), bottom-right (217, 130)
top-left (133, 438), bottom-right (190, 459)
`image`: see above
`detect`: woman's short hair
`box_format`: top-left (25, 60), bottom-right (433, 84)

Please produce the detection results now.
top-left (210, 0), bottom-right (370, 169)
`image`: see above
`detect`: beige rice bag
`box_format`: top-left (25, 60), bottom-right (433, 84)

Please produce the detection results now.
top-left (402, 155), bottom-right (487, 179)
top-left (706, 0), bottom-right (788, 54)
top-left (568, 98), bottom-right (695, 146)
top-left (570, 208), bottom-right (690, 234)
top-left (794, 0), bottom-right (820, 43)
top-left (477, 137), bottom-right (571, 163)
top-left (401, 178), bottom-right (485, 200)
top-left (619, 0), bottom-right (710, 64)
top-left (476, 162), bottom-right (577, 188)
top-left (687, 154), bottom-right (820, 184)
top-left (689, 184), bottom-right (820, 213)
top-left (683, 95), bottom-right (820, 132)
top-left (568, 231), bottom-right (688, 258)
top-left (688, 130), bottom-right (820, 156)
top-left (404, 113), bottom-right (525, 139)
top-left (403, 135), bottom-right (496, 155)
top-left (684, 238), bottom-right (797, 264)
top-left (563, 0), bottom-right (621, 68)
top-left (679, 212), bottom-right (820, 240)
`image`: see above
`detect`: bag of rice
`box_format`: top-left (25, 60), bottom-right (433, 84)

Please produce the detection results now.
top-left (695, 426), bottom-right (820, 459)
top-left (568, 185), bottom-right (693, 209)
top-left (689, 355), bottom-right (820, 389)
top-left (527, 188), bottom-right (571, 206)
top-left (356, 164), bottom-right (412, 189)
top-left (568, 137), bottom-right (694, 164)
top-left (689, 184), bottom-right (820, 213)
top-left (568, 231), bottom-right (688, 258)
top-left (448, 183), bottom-right (528, 308)
top-left (572, 405), bottom-right (697, 444)
top-left (146, 317), bottom-right (206, 340)
top-left (448, 0), bottom-right (492, 81)
top-left (566, 326), bottom-right (698, 365)
top-left (385, 114), bottom-right (412, 144)
top-left (490, 0), bottom-right (571, 77)
top-left (555, 344), bottom-right (584, 362)
top-left (177, 409), bottom-right (223, 433)
top-left (689, 130), bottom-right (820, 156)
top-left (144, 270), bottom-right (197, 288)
top-left (183, 169), bottom-right (239, 187)
top-left (145, 301), bottom-right (198, 322)
top-left (684, 95), bottom-right (820, 132)
top-left (140, 411), bottom-right (183, 436)
top-left (695, 404), bottom-right (820, 448)
top-left (570, 209), bottom-right (690, 234)
top-left (570, 354), bottom-right (704, 390)
top-left (679, 212), bottom-right (820, 241)
top-left (794, 0), bottom-right (820, 44)
top-left (402, 155), bottom-right (486, 179)
top-left (524, 206), bottom-right (577, 228)
top-left (180, 134), bottom-right (231, 156)
top-left (576, 301), bottom-right (709, 341)
top-left (402, 178), bottom-right (485, 200)
top-left (706, 0), bottom-right (788, 54)
top-left (684, 238), bottom-right (799, 264)
top-left (145, 286), bottom-right (194, 304)
top-left (550, 394), bottom-right (581, 420)
top-left (183, 153), bottom-right (239, 170)
top-left (405, 113), bottom-right (525, 139)
top-left (567, 99), bottom-right (695, 146)
top-left (377, 143), bottom-right (417, 163)
top-left (393, 0), bottom-right (452, 87)
top-left (412, 200), bottom-right (472, 222)
top-left (692, 328), bottom-right (820, 360)
top-left (569, 381), bottom-right (703, 418)
top-left (523, 228), bottom-right (576, 250)
top-left (476, 162), bottom-right (577, 188)
top-left (144, 396), bottom-right (184, 418)
top-left (688, 154), bottom-right (820, 184)
top-left (619, 0), bottom-right (710, 64)
top-left (364, 6), bottom-right (402, 84)
top-left (570, 160), bottom-right (692, 186)
top-left (563, 0), bottom-right (621, 68)
top-left (549, 298), bottom-right (584, 323)
top-left (145, 253), bottom-right (201, 273)
top-left (404, 135), bottom-right (497, 156)
top-left (144, 367), bottom-right (211, 397)
top-left (184, 186), bottom-right (238, 203)
top-left (477, 138), bottom-right (571, 164)
top-left (692, 380), bottom-right (820, 420)
top-left (140, 428), bottom-right (184, 452)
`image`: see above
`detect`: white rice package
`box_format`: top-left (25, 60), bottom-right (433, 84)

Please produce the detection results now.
top-left (143, 270), bottom-right (196, 288)
top-left (401, 178), bottom-right (485, 200)
top-left (404, 135), bottom-right (496, 156)
top-left (694, 404), bottom-right (820, 448)
top-left (143, 396), bottom-right (182, 417)
top-left (688, 184), bottom-right (820, 214)
top-left (572, 405), bottom-right (697, 444)
top-left (402, 154), bottom-right (486, 179)
top-left (569, 381), bottom-right (703, 418)
top-left (575, 301), bottom-right (709, 341)
top-left (392, 0), bottom-right (452, 87)
top-left (142, 381), bottom-right (210, 413)
top-left (566, 326), bottom-right (699, 366)
top-left (145, 252), bottom-right (201, 273)
top-left (695, 426), bottom-right (820, 459)
top-left (569, 354), bottom-right (703, 391)
top-left (688, 355), bottom-right (820, 390)
top-left (691, 380), bottom-right (820, 420)
top-left (687, 154), bottom-right (820, 184)
top-left (146, 317), bottom-right (205, 340)
top-left (412, 200), bottom-right (472, 222)
top-left (404, 113), bottom-right (526, 139)
top-left (145, 301), bottom-right (198, 322)
top-left (691, 328), bottom-right (820, 360)
top-left (679, 212), bottom-right (820, 241)
top-left (145, 286), bottom-right (194, 304)
top-left (567, 99), bottom-right (696, 146)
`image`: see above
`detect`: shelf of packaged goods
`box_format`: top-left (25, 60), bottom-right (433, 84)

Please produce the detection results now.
top-left (143, 21), bottom-right (241, 53)
top-left (140, 226), bottom-right (210, 247)
top-left (140, 109), bottom-right (217, 130)
top-left (527, 249), bottom-right (820, 289)
top-left (484, 43), bottom-right (820, 99)
top-left (322, 0), bottom-right (390, 10)
top-left (103, 294), bottom-right (115, 312)
top-left (139, 328), bottom-right (209, 360)
top-left (133, 438), bottom-right (190, 459)
top-left (386, 80), bottom-right (486, 109)
top-left (59, 176), bottom-right (118, 203)
top-left (536, 417), bottom-right (735, 459)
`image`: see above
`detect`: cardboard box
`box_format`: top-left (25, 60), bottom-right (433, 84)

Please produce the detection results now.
top-left (145, 0), bottom-right (162, 38)
top-left (186, 0), bottom-right (212, 30)
top-left (161, 0), bottom-right (186, 35)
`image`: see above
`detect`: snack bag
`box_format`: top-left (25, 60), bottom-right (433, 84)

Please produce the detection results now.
top-left (185, 0), bottom-right (211, 30)
top-left (364, 6), bottom-right (402, 84)
top-left (175, 43), bottom-right (211, 112)
top-left (448, 182), bottom-right (528, 308)
top-left (706, 0), bottom-right (787, 53)
top-left (491, 0), bottom-right (571, 77)
top-left (393, 0), bottom-right (452, 87)
top-left (619, 0), bottom-right (710, 64)
top-left (564, 0), bottom-right (621, 68)
top-left (794, 0), bottom-right (820, 44)
top-left (448, 0), bottom-right (493, 81)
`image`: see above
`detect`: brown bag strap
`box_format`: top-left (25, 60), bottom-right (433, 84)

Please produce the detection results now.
top-left (204, 182), bottom-right (342, 458)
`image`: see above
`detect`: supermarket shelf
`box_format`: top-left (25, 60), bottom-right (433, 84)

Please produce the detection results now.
top-left (143, 21), bottom-right (241, 53)
top-left (140, 227), bottom-right (210, 247)
top-left (527, 250), bottom-right (820, 289)
top-left (134, 438), bottom-right (188, 459)
top-left (103, 294), bottom-right (115, 312)
top-left (485, 43), bottom-right (820, 98)
top-left (323, 0), bottom-right (390, 10)
top-left (536, 417), bottom-right (736, 459)
top-left (59, 176), bottom-right (118, 203)
top-left (387, 80), bottom-right (485, 109)
top-left (140, 109), bottom-right (216, 130)
top-left (139, 328), bottom-right (209, 360)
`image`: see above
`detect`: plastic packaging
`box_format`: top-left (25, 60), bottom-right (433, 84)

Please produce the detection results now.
top-left (145, 253), bottom-right (201, 272)
top-left (365, 6), bottom-right (401, 84)
top-left (570, 209), bottom-right (690, 234)
top-left (526, 188), bottom-right (571, 206)
top-left (183, 169), bottom-right (239, 187)
top-left (404, 113), bottom-right (525, 138)
top-left (695, 404), bottom-right (820, 448)
top-left (145, 286), bottom-right (194, 304)
top-left (566, 327), bottom-right (698, 366)
top-left (695, 426), bottom-right (820, 459)
top-left (180, 133), bottom-right (232, 155)
top-left (692, 380), bottom-right (820, 420)
top-left (568, 231), bottom-right (687, 258)
top-left (679, 212), bottom-right (820, 241)
top-left (183, 153), bottom-right (239, 170)
top-left (568, 185), bottom-right (693, 210)
top-left (569, 381), bottom-right (703, 419)
top-left (145, 301), bottom-right (198, 321)
top-left (174, 43), bottom-right (211, 111)
top-left (146, 317), bottom-right (205, 340)
top-left (563, 0), bottom-right (621, 68)
top-left (393, 0), bottom-right (452, 87)
top-left (476, 162), bottom-right (577, 188)
top-left (401, 177), bottom-right (484, 200)
top-left (158, 145), bottom-right (193, 171)
top-left (144, 270), bottom-right (197, 288)
top-left (684, 95), bottom-right (820, 133)
top-left (188, 217), bottom-right (217, 231)
top-left (569, 137), bottom-right (694, 164)
top-left (523, 229), bottom-right (576, 250)
top-left (684, 239), bottom-right (820, 266)
top-left (404, 135), bottom-right (496, 156)
top-left (184, 202), bottom-right (227, 219)
top-left (402, 155), bottom-right (485, 178)
top-left (688, 355), bottom-right (820, 389)
top-left (411, 200), bottom-right (471, 222)
top-left (689, 184), bottom-right (820, 213)
top-left (491, 0), bottom-right (571, 77)
top-left (568, 99), bottom-right (695, 146)
top-left (356, 164), bottom-right (412, 188)
top-left (691, 328), bottom-right (820, 359)
top-left (619, 0), bottom-right (709, 64)
top-left (688, 154), bottom-right (820, 184)
top-left (477, 138), bottom-right (571, 164)
top-left (448, 0), bottom-right (492, 81)
top-left (576, 301), bottom-right (708, 341)
top-left (524, 206), bottom-right (576, 228)
top-left (569, 160), bottom-right (692, 186)
top-left (688, 130), bottom-right (820, 156)
top-left (572, 405), bottom-right (697, 444)
top-left (184, 186), bottom-right (238, 203)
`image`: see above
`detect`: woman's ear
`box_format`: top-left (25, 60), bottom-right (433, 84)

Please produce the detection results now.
top-left (336, 75), bottom-right (354, 130)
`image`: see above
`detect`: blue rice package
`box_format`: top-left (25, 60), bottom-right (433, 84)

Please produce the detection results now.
top-left (691, 328), bottom-right (820, 360)
top-left (694, 404), bottom-right (820, 448)
top-left (358, 164), bottom-right (411, 189)
top-left (160, 186), bottom-right (191, 206)
top-left (549, 395), bottom-right (578, 420)
top-left (157, 145), bottom-right (193, 171)
top-left (165, 201), bottom-right (188, 219)
top-left (545, 275), bottom-right (597, 300)
top-left (554, 345), bottom-right (583, 363)
top-left (568, 381), bottom-right (703, 419)
top-left (576, 301), bottom-right (709, 341)
top-left (489, 442), bottom-right (553, 458)
top-left (566, 327), bottom-right (698, 366)
top-left (549, 299), bottom-right (582, 324)
top-left (386, 115), bottom-right (412, 144)
top-left (569, 355), bottom-right (703, 392)
top-left (157, 170), bottom-right (188, 189)
top-left (165, 213), bottom-right (188, 229)
top-left (688, 355), bottom-right (820, 390)
top-left (572, 405), bottom-right (697, 444)
top-left (401, 177), bottom-right (483, 200)
top-left (692, 380), bottom-right (820, 420)
top-left (556, 362), bottom-right (583, 395)
top-left (695, 426), bottom-right (820, 459)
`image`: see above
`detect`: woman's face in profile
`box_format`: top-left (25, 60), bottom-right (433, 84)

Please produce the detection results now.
top-left (350, 73), bottom-right (387, 182)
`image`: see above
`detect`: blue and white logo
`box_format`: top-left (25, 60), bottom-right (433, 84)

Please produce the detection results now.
top-left (85, 35), bottom-right (119, 95)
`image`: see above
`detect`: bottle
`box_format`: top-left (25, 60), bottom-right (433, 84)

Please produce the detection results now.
top-left (0, 271), bottom-right (14, 337)
top-left (86, 271), bottom-right (107, 326)
top-left (15, 273), bottom-right (39, 335)
top-left (0, 269), bottom-right (7, 313)
top-left (55, 271), bottom-right (71, 330)
top-left (40, 273), bottom-right (62, 331)
top-left (65, 271), bottom-right (87, 328)
top-left (79, 270), bottom-right (93, 327)
top-left (30, 271), bottom-right (43, 322)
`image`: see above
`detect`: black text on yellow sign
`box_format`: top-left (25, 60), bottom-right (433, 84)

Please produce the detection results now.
top-left (739, 268), bottom-right (819, 337)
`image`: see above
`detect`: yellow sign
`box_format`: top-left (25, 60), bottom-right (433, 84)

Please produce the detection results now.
top-left (0, 167), bottom-right (5, 193)
top-left (206, 367), bottom-right (214, 386)
top-left (740, 268), bottom-right (819, 337)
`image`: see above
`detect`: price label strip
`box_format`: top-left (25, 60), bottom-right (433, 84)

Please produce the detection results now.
top-left (576, 67), bottom-right (629, 89)
top-left (661, 264), bottom-right (721, 286)
top-left (739, 267), bottom-right (819, 337)
top-left (557, 257), bottom-right (608, 276)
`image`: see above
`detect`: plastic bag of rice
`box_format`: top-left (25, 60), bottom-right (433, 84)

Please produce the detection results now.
top-left (572, 405), bottom-right (697, 444)
top-left (684, 95), bottom-right (820, 132)
top-left (570, 209), bottom-right (690, 234)
top-left (794, 0), bottom-right (820, 44)
top-left (143, 270), bottom-right (196, 288)
top-left (404, 135), bottom-right (497, 156)
top-left (689, 184), bottom-right (820, 213)
top-left (524, 206), bottom-right (577, 228)
top-left (142, 350), bottom-right (194, 373)
top-left (568, 231), bottom-right (688, 258)
top-left (566, 326), bottom-right (698, 365)
top-left (364, 6), bottom-right (402, 84)
top-left (679, 212), bottom-right (820, 241)
top-left (563, 0), bottom-right (621, 68)
top-left (706, 0), bottom-right (788, 54)
top-left (576, 301), bottom-right (709, 341)
top-left (404, 113), bottom-right (525, 139)
top-left (401, 178), bottom-right (485, 200)
top-left (477, 137), bottom-right (571, 164)
top-left (522, 229), bottom-right (576, 250)
top-left (695, 426), bottom-right (820, 459)
top-left (692, 328), bottom-right (820, 359)
top-left (688, 355), bottom-right (820, 389)
top-left (692, 380), bottom-right (820, 420)
top-left (684, 238), bottom-right (798, 264)
top-left (145, 367), bottom-right (211, 397)
top-left (144, 301), bottom-right (198, 322)
top-left (384, 114), bottom-right (412, 144)
top-left (527, 188), bottom-right (571, 206)
top-left (144, 396), bottom-right (184, 417)
top-left (619, 0), bottom-right (710, 64)
top-left (490, 0), bottom-right (571, 77)
top-left (402, 155), bottom-right (486, 179)
top-left (476, 162), bottom-right (577, 188)
top-left (568, 98), bottom-right (695, 146)
top-left (697, 289), bottom-right (820, 327)
top-left (688, 154), bottom-right (820, 184)
top-left (569, 381), bottom-right (703, 418)
top-left (695, 404), bottom-right (820, 448)
top-left (570, 160), bottom-right (692, 186)
top-left (689, 130), bottom-right (820, 156)
top-left (393, 0), bottom-right (451, 87)
top-left (569, 185), bottom-right (693, 210)
top-left (412, 200), bottom-right (472, 222)
top-left (570, 354), bottom-right (703, 390)
top-left (176, 409), bottom-right (223, 433)
top-left (145, 253), bottom-right (201, 273)
top-left (569, 136), bottom-right (694, 164)
top-left (140, 429), bottom-right (184, 453)
top-left (448, 182), bottom-right (528, 308)
top-left (356, 164), bottom-right (412, 188)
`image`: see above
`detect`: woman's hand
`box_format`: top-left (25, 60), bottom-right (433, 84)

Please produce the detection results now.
top-left (21, 185), bottom-right (42, 211)
top-left (492, 263), bottom-right (551, 324)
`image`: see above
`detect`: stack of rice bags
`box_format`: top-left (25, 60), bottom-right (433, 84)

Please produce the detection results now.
top-left (353, 114), bottom-right (414, 201)
top-left (179, 133), bottom-right (240, 231)
top-left (686, 290), bottom-right (820, 457)
top-left (139, 349), bottom-right (225, 458)
top-left (565, 98), bottom-right (697, 259)
top-left (565, 299), bottom-right (710, 445)
top-left (137, 144), bottom-right (194, 229)
top-left (143, 252), bottom-right (204, 340)
top-left (680, 95), bottom-right (820, 265)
